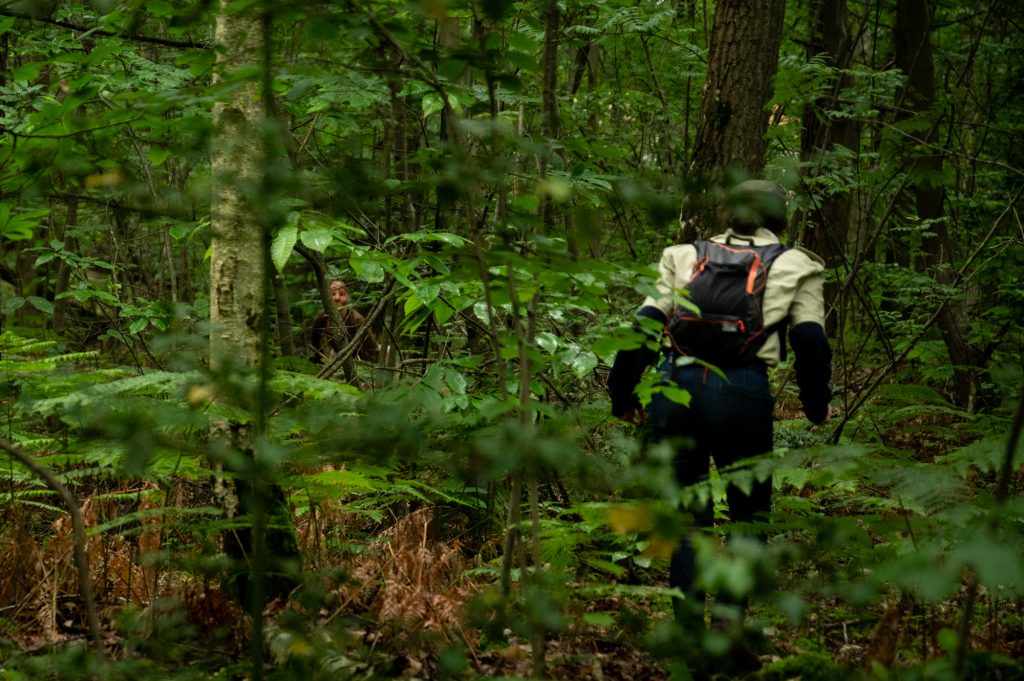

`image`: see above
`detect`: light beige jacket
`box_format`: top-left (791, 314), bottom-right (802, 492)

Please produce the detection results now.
top-left (642, 227), bottom-right (826, 366)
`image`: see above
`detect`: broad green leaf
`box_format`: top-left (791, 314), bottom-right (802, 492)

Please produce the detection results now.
top-left (570, 351), bottom-right (598, 377)
top-left (271, 225), bottom-right (298, 272)
top-left (12, 62), bottom-right (45, 82)
top-left (653, 384), bottom-right (690, 407)
top-left (1, 208), bottom-right (49, 241)
top-left (582, 612), bottom-right (615, 627)
top-left (351, 256), bottom-right (385, 283)
top-left (147, 147), bottom-right (171, 166)
top-left (299, 229), bottom-right (333, 253)
top-left (422, 93), bottom-right (444, 118)
top-left (26, 297), bottom-right (54, 316)
top-left (536, 332), bottom-right (559, 354)
top-left (412, 282), bottom-right (440, 305)
top-left (3, 296), bottom-right (25, 313)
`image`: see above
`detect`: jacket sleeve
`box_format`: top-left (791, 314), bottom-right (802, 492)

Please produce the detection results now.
top-left (608, 306), bottom-right (667, 417)
top-left (788, 321), bottom-right (832, 424)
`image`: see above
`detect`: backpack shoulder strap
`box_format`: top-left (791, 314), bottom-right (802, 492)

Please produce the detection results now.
top-left (759, 243), bottom-right (789, 269)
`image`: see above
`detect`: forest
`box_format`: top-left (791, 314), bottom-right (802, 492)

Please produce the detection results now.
top-left (0, 0), bottom-right (1022, 679)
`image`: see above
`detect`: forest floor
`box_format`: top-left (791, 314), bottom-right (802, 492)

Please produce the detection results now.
top-left (2, 357), bottom-right (1023, 680)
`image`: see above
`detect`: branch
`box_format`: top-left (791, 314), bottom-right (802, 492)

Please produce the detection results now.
top-left (0, 438), bottom-right (103, 653)
top-left (831, 183), bottom-right (1024, 441)
top-left (0, 9), bottom-right (204, 49)
top-left (995, 387), bottom-right (1024, 505)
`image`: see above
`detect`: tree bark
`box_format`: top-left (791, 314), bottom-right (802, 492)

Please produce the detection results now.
top-left (209, 4), bottom-right (300, 631)
top-left (800, 0), bottom-right (860, 336)
top-left (272, 270), bottom-right (296, 357)
top-left (894, 0), bottom-right (982, 409)
top-left (210, 8), bottom-right (264, 374)
top-left (689, 0), bottom-right (786, 175)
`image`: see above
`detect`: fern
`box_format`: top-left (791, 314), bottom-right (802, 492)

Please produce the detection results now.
top-left (0, 351), bottom-right (101, 374)
top-left (87, 505), bottom-right (221, 536)
top-left (270, 371), bottom-right (361, 401)
top-left (28, 371), bottom-right (202, 414)
top-left (937, 434), bottom-right (1009, 475)
top-left (0, 331), bottom-right (58, 354)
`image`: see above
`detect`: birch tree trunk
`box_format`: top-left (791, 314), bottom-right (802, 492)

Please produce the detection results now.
top-left (209, 4), bottom-right (299, 631)
top-left (210, 7), bottom-right (264, 374)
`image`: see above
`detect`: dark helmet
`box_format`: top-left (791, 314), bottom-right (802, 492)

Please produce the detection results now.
top-left (727, 179), bottom-right (788, 233)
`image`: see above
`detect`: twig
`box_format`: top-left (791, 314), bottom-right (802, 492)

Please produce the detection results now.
top-left (317, 278), bottom-right (396, 381)
top-left (830, 184), bottom-right (1024, 441)
top-left (0, 438), bottom-right (103, 654)
top-left (0, 9), bottom-right (203, 49)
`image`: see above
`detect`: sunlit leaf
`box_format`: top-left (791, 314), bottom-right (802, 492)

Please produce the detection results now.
top-left (271, 225), bottom-right (298, 272)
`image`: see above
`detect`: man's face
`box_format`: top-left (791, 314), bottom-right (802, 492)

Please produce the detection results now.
top-left (330, 281), bottom-right (349, 307)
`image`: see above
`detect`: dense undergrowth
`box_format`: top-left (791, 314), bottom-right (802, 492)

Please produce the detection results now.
top-left (1, 327), bottom-right (1022, 681)
top-left (2, 4), bottom-right (1024, 678)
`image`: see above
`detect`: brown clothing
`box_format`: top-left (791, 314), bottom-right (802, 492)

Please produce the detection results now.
top-left (310, 307), bottom-right (379, 362)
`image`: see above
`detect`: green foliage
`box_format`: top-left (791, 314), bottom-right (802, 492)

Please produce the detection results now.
top-left (1, 0), bottom-right (1023, 679)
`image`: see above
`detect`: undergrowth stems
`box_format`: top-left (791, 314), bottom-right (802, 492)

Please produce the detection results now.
top-left (0, 437), bottom-right (103, 655)
top-left (953, 388), bottom-right (1024, 676)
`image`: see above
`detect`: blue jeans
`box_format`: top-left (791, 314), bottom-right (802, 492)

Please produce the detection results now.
top-left (648, 359), bottom-right (774, 609)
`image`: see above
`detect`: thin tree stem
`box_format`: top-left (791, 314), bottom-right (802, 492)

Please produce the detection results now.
top-left (0, 438), bottom-right (103, 654)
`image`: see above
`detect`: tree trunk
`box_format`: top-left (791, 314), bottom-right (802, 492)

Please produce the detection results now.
top-left (800, 0), bottom-right (860, 336)
top-left (272, 271), bottom-right (296, 357)
top-left (210, 9), bottom-right (264, 374)
top-left (209, 3), bottom-right (299, 628)
top-left (689, 0), bottom-right (786, 175)
top-left (894, 0), bottom-right (983, 410)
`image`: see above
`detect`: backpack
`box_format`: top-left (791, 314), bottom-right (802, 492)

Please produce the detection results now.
top-left (665, 237), bottom-right (788, 366)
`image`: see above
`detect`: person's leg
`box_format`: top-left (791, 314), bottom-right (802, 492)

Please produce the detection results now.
top-left (648, 364), bottom-right (712, 626)
top-left (701, 364), bottom-right (774, 626)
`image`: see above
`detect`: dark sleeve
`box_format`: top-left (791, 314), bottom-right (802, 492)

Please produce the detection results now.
top-left (789, 321), bottom-right (832, 424)
top-left (607, 305), bottom-right (667, 417)
top-left (310, 312), bottom-right (328, 359)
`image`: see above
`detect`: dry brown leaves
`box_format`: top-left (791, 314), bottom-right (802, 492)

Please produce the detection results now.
top-left (331, 506), bottom-right (473, 636)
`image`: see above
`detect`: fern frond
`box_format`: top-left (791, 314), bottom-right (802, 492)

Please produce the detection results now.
top-left (270, 371), bottom-right (360, 401)
top-left (0, 497), bottom-right (64, 514)
top-left (0, 351), bottom-right (100, 373)
top-left (87, 505), bottom-right (221, 536)
top-left (937, 434), bottom-right (1008, 475)
top-left (876, 382), bottom-right (953, 406)
top-left (0, 331), bottom-right (58, 354)
top-left (28, 371), bottom-right (201, 413)
top-left (872, 461), bottom-right (969, 515)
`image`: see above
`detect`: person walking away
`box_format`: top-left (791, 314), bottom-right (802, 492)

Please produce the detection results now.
top-left (608, 180), bottom-right (832, 670)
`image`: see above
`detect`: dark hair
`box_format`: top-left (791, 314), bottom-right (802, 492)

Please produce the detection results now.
top-left (726, 180), bottom-right (788, 235)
